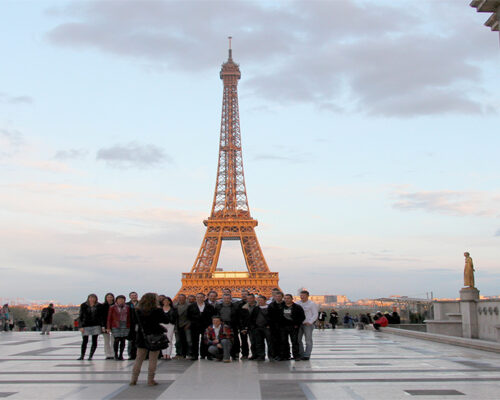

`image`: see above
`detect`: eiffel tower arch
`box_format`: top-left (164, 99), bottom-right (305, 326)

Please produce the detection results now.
top-left (176, 39), bottom-right (281, 298)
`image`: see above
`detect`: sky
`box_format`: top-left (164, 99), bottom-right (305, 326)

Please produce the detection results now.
top-left (1, 0), bottom-right (499, 304)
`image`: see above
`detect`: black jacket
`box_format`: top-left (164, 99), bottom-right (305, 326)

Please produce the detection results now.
top-left (78, 302), bottom-right (105, 328)
top-left (126, 301), bottom-right (139, 340)
top-left (268, 301), bottom-right (285, 328)
top-left (279, 303), bottom-right (305, 328)
top-left (163, 307), bottom-right (178, 325)
top-left (249, 306), bottom-right (272, 329)
top-left (135, 308), bottom-right (169, 349)
top-left (41, 307), bottom-right (55, 324)
top-left (102, 302), bottom-right (114, 325)
top-left (187, 302), bottom-right (215, 330)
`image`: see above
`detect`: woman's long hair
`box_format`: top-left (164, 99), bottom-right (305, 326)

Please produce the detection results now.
top-left (86, 293), bottom-right (98, 305)
top-left (163, 297), bottom-right (173, 308)
top-left (104, 292), bottom-right (115, 305)
top-left (137, 292), bottom-right (158, 315)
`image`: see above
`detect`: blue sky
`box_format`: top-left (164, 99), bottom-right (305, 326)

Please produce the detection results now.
top-left (1, 0), bottom-right (499, 304)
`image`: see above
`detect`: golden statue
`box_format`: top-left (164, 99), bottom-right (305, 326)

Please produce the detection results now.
top-left (464, 252), bottom-right (475, 288)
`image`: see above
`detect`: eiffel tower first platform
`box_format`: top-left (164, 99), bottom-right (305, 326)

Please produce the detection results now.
top-left (176, 39), bottom-right (280, 298)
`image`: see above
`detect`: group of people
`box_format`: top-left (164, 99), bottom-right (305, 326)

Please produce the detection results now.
top-left (74, 289), bottom-right (319, 385)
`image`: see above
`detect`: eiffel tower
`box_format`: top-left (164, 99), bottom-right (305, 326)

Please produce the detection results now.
top-left (176, 38), bottom-right (280, 298)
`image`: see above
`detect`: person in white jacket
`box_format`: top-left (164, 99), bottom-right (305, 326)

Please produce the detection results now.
top-left (296, 290), bottom-right (319, 360)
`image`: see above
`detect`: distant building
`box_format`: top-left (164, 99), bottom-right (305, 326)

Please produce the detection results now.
top-left (293, 294), bottom-right (349, 305)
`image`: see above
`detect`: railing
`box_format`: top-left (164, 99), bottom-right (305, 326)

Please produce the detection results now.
top-left (182, 272), bottom-right (279, 279)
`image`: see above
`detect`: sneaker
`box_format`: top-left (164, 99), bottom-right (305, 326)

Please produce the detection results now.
top-left (240, 355), bottom-right (249, 360)
top-left (301, 357), bottom-right (310, 361)
top-left (77, 356), bottom-right (84, 360)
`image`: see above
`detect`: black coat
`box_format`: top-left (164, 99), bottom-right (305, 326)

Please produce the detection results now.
top-left (249, 305), bottom-right (272, 329)
top-left (268, 301), bottom-right (285, 328)
top-left (187, 303), bottom-right (215, 330)
top-left (78, 302), bottom-right (105, 328)
top-left (279, 303), bottom-right (305, 328)
top-left (135, 308), bottom-right (169, 349)
top-left (102, 302), bottom-right (114, 323)
top-left (41, 307), bottom-right (55, 324)
top-left (163, 307), bottom-right (178, 325)
top-left (126, 301), bottom-right (139, 340)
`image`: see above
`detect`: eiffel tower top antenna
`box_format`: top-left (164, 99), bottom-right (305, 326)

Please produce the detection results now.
top-left (228, 36), bottom-right (232, 60)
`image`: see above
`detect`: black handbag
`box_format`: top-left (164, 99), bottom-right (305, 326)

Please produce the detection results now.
top-left (135, 309), bottom-right (169, 351)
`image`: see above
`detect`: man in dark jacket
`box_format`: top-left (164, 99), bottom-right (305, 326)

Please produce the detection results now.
top-left (215, 294), bottom-right (240, 359)
top-left (250, 295), bottom-right (273, 360)
top-left (40, 303), bottom-right (55, 335)
top-left (187, 293), bottom-right (216, 360)
top-left (268, 291), bottom-right (285, 360)
top-left (236, 290), bottom-right (251, 359)
top-left (239, 293), bottom-right (257, 359)
top-left (278, 294), bottom-right (305, 361)
top-left (126, 291), bottom-right (139, 360)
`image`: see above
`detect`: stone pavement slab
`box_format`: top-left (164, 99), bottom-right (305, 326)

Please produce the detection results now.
top-left (1, 329), bottom-right (500, 399)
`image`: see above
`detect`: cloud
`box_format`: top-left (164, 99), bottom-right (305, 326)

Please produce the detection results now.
top-left (0, 128), bottom-right (24, 157)
top-left (45, 1), bottom-right (497, 117)
top-left (0, 93), bottom-right (33, 104)
top-left (393, 189), bottom-right (500, 217)
top-left (96, 142), bottom-right (171, 168)
top-left (53, 148), bottom-right (88, 160)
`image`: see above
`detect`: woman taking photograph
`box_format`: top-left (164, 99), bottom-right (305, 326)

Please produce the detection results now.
top-left (130, 292), bottom-right (169, 386)
top-left (77, 294), bottom-right (105, 360)
top-left (107, 295), bottom-right (131, 360)
top-left (161, 296), bottom-right (177, 360)
top-left (102, 292), bottom-right (115, 360)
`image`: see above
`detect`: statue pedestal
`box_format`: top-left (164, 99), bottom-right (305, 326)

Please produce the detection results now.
top-left (460, 287), bottom-right (480, 339)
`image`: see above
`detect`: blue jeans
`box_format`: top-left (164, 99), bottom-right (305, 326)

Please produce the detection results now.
top-left (298, 324), bottom-right (314, 358)
top-left (208, 338), bottom-right (232, 360)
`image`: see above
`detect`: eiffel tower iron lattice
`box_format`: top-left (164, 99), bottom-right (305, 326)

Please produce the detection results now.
top-left (176, 39), bottom-right (280, 298)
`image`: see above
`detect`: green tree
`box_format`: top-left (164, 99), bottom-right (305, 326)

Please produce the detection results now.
top-left (10, 306), bottom-right (35, 330)
top-left (53, 311), bottom-right (73, 328)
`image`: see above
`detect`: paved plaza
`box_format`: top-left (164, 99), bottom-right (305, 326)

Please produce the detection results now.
top-left (1, 329), bottom-right (500, 399)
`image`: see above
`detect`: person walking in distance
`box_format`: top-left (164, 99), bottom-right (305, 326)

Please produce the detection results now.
top-left (107, 295), bottom-right (130, 360)
top-left (278, 294), bottom-right (305, 361)
top-left (161, 297), bottom-right (177, 360)
top-left (297, 290), bottom-right (319, 361)
top-left (174, 294), bottom-right (191, 358)
top-left (317, 310), bottom-right (327, 330)
top-left (130, 293), bottom-right (170, 386)
top-left (101, 293), bottom-right (115, 359)
top-left (126, 291), bottom-right (139, 360)
top-left (329, 309), bottom-right (338, 329)
top-left (187, 293), bottom-right (215, 360)
top-left (40, 303), bottom-right (55, 335)
top-left (77, 294), bottom-right (105, 360)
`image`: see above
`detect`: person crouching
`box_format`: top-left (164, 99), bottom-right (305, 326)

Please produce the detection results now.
top-left (204, 315), bottom-right (233, 362)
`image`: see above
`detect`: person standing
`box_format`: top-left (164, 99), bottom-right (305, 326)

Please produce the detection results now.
top-left (240, 293), bottom-right (258, 359)
top-left (278, 294), bottom-right (305, 361)
top-left (161, 297), bottom-right (177, 360)
top-left (250, 295), bottom-right (273, 361)
top-left (77, 294), bottom-right (105, 360)
top-left (187, 293), bottom-right (215, 360)
top-left (107, 295), bottom-right (130, 360)
top-left (317, 310), bottom-right (327, 330)
top-left (268, 291), bottom-right (285, 360)
top-left (297, 290), bottom-right (319, 361)
top-left (101, 293), bottom-right (115, 359)
top-left (126, 291), bottom-right (139, 360)
top-left (1, 304), bottom-right (10, 332)
top-left (236, 290), bottom-right (251, 359)
top-left (329, 309), bottom-right (338, 329)
top-left (40, 303), bottom-right (55, 335)
top-left (174, 294), bottom-right (191, 358)
top-left (130, 293), bottom-right (169, 386)
top-left (206, 291), bottom-right (218, 307)
top-left (204, 315), bottom-right (233, 362)
top-left (216, 294), bottom-right (240, 360)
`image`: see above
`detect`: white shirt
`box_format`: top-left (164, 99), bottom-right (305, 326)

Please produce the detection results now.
top-left (213, 325), bottom-right (221, 338)
top-left (297, 300), bottom-right (319, 325)
top-left (197, 303), bottom-right (205, 312)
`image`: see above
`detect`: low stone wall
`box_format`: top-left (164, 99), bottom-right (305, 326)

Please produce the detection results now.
top-left (388, 324), bottom-right (426, 332)
top-left (477, 300), bottom-right (500, 341)
top-left (380, 326), bottom-right (500, 353)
